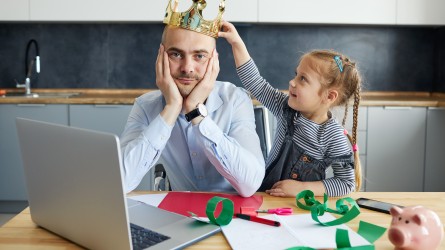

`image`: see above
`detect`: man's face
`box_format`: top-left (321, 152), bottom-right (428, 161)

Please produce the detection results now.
top-left (162, 26), bottom-right (216, 97)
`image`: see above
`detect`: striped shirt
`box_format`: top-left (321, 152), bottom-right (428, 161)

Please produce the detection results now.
top-left (237, 59), bottom-right (355, 196)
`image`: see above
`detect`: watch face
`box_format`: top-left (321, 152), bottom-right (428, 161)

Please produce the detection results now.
top-left (197, 103), bottom-right (208, 117)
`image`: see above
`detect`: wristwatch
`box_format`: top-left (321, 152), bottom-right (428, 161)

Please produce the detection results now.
top-left (185, 103), bottom-right (208, 122)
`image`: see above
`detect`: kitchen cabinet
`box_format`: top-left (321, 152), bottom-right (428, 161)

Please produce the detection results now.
top-left (69, 104), bottom-right (154, 190)
top-left (69, 104), bottom-right (132, 136)
top-left (258, 0), bottom-right (396, 24)
top-left (0, 0), bottom-right (28, 21)
top-left (28, 0), bottom-right (257, 22)
top-left (397, 0), bottom-right (445, 25)
top-left (5, 0), bottom-right (445, 24)
top-left (0, 104), bottom-right (68, 204)
top-left (424, 108), bottom-right (445, 191)
top-left (366, 107), bottom-right (426, 191)
top-left (330, 107), bottom-right (368, 190)
top-left (223, 0), bottom-right (258, 22)
top-left (30, 0), bottom-right (163, 21)
top-left (176, 0), bottom-right (258, 23)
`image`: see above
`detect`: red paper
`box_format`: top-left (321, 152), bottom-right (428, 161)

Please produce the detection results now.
top-left (158, 192), bottom-right (263, 217)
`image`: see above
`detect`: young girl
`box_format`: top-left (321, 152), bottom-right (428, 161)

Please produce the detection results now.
top-left (219, 21), bottom-right (362, 197)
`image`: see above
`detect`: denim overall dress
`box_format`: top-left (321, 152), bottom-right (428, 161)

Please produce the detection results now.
top-left (259, 105), bottom-right (328, 191)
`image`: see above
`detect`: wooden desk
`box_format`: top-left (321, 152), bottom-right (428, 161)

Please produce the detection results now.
top-left (1, 192), bottom-right (444, 249)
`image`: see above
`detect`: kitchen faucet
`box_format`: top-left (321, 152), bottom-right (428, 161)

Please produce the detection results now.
top-left (17, 39), bottom-right (40, 97)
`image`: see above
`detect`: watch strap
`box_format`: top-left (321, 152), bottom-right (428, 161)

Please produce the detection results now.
top-left (185, 108), bottom-right (201, 122)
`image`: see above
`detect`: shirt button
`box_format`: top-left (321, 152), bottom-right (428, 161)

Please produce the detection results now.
top-left (192, 152), bottom-right (197, 157)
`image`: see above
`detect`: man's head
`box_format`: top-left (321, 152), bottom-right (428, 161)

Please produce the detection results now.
top-left (161, 25), bottom-right (216, 97)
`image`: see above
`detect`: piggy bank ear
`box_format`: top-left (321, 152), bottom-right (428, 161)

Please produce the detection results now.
top-left (412, 214), bottom-right (426, 225)
top-left (390, 206), bottom-right (403, 216)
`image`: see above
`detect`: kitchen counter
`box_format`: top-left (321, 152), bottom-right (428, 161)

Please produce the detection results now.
top-left (1, 88), bottom-right (445, 107)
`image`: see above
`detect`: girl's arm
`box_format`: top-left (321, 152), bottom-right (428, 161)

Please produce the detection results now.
top-left (218, 21), bottom-right (250, 67)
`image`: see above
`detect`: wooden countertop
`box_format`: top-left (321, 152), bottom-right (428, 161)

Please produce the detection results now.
top-left (1, 88), bottom-right (445, 107)
top-left (1, 192), bottom-right (444, 249)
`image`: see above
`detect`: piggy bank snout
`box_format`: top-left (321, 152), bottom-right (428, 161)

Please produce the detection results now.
top-left (388, 227), bottom-right (411, 247)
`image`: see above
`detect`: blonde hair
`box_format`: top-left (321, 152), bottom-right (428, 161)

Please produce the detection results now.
top-left (302, 49), bottom-right (362, 191)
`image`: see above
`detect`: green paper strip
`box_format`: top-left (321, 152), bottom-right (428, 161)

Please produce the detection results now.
top-left (336, 228), bottom-right (351, 248)
top-left (205, 196), bottom-right (234, 226)
top-left (286, 228), bottom-right (376, 250)
top-left (357, 221), bottom-right (387, 244)
top-left (290, 191), bottom-right (386, 250)
top-left (296, 190), bottom-right (360, 226)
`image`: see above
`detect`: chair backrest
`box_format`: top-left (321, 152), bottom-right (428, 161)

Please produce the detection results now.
top-left (254, 106), bottom-right (272, 159)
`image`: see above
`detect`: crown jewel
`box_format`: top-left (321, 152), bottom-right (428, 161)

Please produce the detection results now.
top-left (163, 0), bottom-right (225, 38)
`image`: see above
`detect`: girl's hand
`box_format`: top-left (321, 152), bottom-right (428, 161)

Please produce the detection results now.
top-left (218, 21), bottom-right (243, 46)
top-left (266, 180), bottom-right (327, 197)
top-left (265, 180), bottom-right (302, 197)
top-left (218, 20), bottom-right (251, 67)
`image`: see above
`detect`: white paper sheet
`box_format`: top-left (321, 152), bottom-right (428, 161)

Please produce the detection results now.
top-left (128, 193), bottom-right (167, 207)
top-left (221, 213), bottom-right (371, 250)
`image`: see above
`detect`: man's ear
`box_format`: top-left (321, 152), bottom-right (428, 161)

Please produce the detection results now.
top-left (327, 89), bottom-right (338, 104)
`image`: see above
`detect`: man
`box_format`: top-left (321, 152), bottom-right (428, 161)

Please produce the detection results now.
top-left (120, 0), bottom-right (265, 197)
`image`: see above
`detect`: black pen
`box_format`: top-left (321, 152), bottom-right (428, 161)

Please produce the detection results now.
top-left (235, 213), bottom-right (281, 227)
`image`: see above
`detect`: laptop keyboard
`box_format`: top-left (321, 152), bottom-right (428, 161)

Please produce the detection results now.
top-left (130, 223), bottom-right (170, 249)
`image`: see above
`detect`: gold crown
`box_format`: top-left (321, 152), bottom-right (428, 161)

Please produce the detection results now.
top-left (163, 0), bottom-right (225, 38)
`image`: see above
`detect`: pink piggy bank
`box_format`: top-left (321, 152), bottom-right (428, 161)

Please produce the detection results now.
top-left (388, 205), bottom-right (444, 250)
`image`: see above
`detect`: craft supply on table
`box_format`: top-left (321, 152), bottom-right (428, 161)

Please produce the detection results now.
top-left (157, 191), bottom-right (263, 217)
top-left (235, 213), bottom-right (281, 227)
top-left (240, 206), bottom-right (293, 216)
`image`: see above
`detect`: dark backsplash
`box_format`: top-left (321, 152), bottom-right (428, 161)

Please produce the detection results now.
top-left (0, 22), bottom-right (444, 92)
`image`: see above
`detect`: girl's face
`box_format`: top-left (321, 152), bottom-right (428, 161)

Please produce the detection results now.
top-left (288, 56), bottom-right (327, 114)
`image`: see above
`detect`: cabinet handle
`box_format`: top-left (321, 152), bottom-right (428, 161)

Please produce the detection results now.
top-left (383, 106), bottom-right (412, 110)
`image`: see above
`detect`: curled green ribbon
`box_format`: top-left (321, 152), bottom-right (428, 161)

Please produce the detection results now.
top-left (205, 196), bottom-right (234, 226)
top-left (288, 190), bottom-right (386, 250)
top-left (296, 190), bottom-right (360, 226)
top-left (286, 226), bottom-right (379, 250)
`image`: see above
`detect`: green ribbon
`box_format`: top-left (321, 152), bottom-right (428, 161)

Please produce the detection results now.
top-left (205, 196), bottom-right (234, 226)
top-left (286, 226), bottom-right (381, 250)
top-left (296, 190), bottom-right (360, 226)
top-left (287, 190), bottom-right (387, 250)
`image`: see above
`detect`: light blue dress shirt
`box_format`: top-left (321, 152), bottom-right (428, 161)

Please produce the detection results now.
top-left (120, 81), bottom-right (265, 197)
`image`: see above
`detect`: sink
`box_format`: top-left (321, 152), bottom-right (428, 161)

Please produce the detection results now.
top-left (1, 92), bottom-right (80, 98)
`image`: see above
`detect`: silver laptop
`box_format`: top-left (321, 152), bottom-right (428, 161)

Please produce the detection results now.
top-left (16, 118), bottom-right (220, 250)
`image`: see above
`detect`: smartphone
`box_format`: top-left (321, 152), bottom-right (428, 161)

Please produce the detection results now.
top-left (356, 198), bottom-right (404, 214)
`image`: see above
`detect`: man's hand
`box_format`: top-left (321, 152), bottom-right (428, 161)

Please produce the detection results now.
top-left (156, 44), bottom-right (182, 125)
top-left (184, 49), bottom-right (219, 124)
